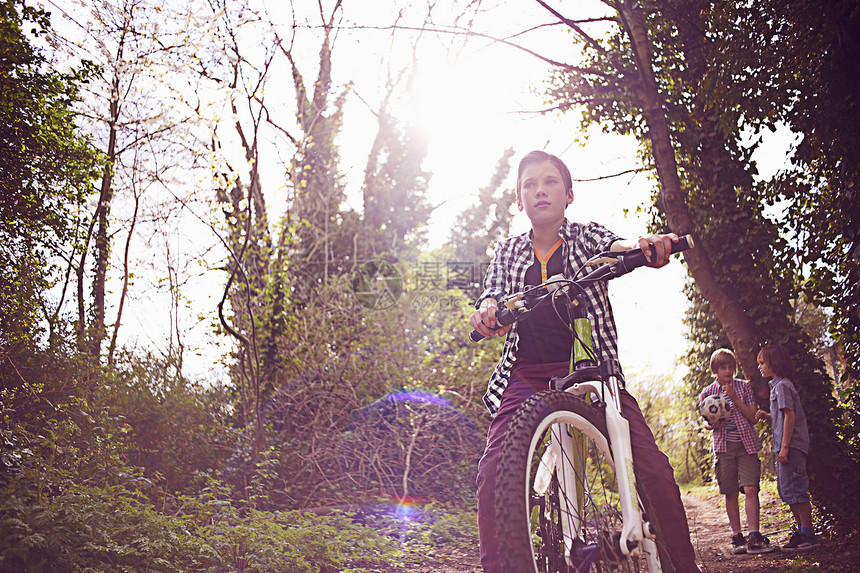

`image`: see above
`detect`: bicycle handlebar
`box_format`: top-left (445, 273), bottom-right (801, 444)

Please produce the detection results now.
top-left (469, 306), bottom-right (518, 342)
top-left (469, 234), bottom-right (695, 342)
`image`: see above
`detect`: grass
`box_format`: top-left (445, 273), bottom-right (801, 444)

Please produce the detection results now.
top-left (757, 478), bottom-right (796, 539)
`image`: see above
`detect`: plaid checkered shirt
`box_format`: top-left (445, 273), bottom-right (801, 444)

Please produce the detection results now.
top-left (475, 219), bottom-right (621, 415)
top-left (699, 378), bottom-right (762, 454)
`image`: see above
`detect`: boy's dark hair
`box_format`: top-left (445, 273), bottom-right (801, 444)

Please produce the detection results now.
top-left (516, 150), bottom-right (573, 203)
top-left (758, 343), bottom-right (795, 379)
top-left (709, 348), bottom-right (738, 374)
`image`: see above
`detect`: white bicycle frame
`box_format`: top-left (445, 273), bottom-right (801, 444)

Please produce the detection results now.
top-left (532, 374), bottom-right (662, 572)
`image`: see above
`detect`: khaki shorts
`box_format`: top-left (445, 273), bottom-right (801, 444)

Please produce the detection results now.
top-left (715, 441), bottom-right (761, 495)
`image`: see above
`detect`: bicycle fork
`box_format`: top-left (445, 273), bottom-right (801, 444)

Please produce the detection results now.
top-left (537, 379), bottom-right (661, 571)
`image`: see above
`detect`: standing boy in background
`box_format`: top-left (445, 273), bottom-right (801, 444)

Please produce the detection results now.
top-left (755, 343), bottom-right (818, 550)
top-left (699, 348), bottom-right (776, 555)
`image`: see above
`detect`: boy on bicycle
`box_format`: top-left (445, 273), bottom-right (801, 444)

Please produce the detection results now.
top-left (699, 348), bottom-right (776, 555)
top-left (469, 150), bottom-right (700, 572)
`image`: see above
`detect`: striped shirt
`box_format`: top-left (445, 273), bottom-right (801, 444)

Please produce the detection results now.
top-left (475, 219), bottom-right (621, 415)
top-left (699, 379), bottom-right (761, 455)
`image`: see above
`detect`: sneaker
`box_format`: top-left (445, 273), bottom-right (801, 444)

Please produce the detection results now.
top-left (783, 530), bottom-right (819, 551)
top-left (747, 531), bottom-right (778, 554)
top-left (731, 532), bottom-right (747, 554)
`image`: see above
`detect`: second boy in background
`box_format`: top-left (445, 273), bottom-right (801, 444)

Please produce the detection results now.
top-left (755, 343), bottom-right (818, 550)
top-left (699, 349), bottom-right (777, 555)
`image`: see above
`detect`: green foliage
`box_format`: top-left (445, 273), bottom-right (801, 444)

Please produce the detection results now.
top-left (179, 488), bottom-right (399, 573)
top-left (446, 148), bottom-right (516, 300)
top-left (627, 372), bottom-right (706, 486)
top-left (0, 481), bottom-right (207, 572)
top-left (713, 0), bottom-right (860, 384)
top-left (221, 277), bottom-right (491, 510)
top-left (0, 0), bottom-right (100, 348)
top-left (682, 282), bottom-right (732, 398)
top-left (0, 467), bottom-right (399, 572)
top-left (416, 505), bottom-right (479, 545)
top-left (95, 353), bottom-right (237, 495)
top-left (0, 344), bottom-right (405, 572)
top-left (325, 502), bottom-right (478, 571)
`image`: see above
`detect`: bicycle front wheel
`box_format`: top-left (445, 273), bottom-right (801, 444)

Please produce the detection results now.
top-left (495, 390), bottom-right (661, 573)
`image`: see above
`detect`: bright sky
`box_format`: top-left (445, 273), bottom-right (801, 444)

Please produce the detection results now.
top-left (176, 0), bottom-right (694, 380)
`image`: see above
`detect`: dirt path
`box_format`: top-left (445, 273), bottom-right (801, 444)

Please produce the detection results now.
top-left (683, 490), bottom-right (782, 572)
top-left (684, 491), bottom-right (734, 568)
top-left (412, 491), bottom-right (737, 572)
top-left (684, 488), bottom-right (854, 573)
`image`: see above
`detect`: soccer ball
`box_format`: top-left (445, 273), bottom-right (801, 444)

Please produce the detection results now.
top-left (700, 394), bottom-right (731, 426)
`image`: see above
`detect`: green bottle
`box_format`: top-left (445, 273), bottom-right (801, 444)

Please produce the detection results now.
top-left (570, 300), bottom-right (595, 370)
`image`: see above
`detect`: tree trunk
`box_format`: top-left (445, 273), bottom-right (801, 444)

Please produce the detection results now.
top-left (107, 189), bottom-right (138, 366)
top-left (617, 0), bottom-right (767, 401)
top-left (89, 28), bottom-right (126, 361)
top-left (91, 132), bottom-right (115, 359)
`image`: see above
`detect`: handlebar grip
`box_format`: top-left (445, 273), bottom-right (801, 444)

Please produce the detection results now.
top-left (469, 329), bottom-right (486, 343)
top-left (614, 234), bottom-right (695, 276)
top-left (469, 307), bottom-right (516, 342)
top-left (672, 234), bottom-right (695, 254)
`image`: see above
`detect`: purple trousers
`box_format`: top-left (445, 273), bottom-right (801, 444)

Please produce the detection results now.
top-left (476, 360), bottom-right (700, 572)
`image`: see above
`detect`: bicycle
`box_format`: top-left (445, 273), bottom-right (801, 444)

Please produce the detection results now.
top-left (470, 235), bottom-right (694, 573)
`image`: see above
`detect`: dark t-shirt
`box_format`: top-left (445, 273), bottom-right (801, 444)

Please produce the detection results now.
top-left (516, 247), bottom-right (573, 362)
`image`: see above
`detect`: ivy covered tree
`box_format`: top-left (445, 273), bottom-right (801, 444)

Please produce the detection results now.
top-left (0, 0), bottom-right (99, 349)
top-left (704, 0), bottom-right (860, 517)
top-left (198, 0), bottom-right (446, 499)
top-left (360, 100), bottom-right (433, 262)
top-left (284, 26), bottom-right (352, 285)
top-left (722, 0), bottom-right (860, 384)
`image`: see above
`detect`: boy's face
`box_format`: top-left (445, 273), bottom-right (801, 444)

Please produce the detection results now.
top-left (517, 160), bottom-right (573, 228)
top-left (715, 363), bottom-right (735, 385)
top-left (757, 356), bottom-right (774, 378)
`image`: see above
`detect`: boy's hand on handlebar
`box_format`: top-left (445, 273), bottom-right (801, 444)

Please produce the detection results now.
top-left (470, 299), bottom-right (511, 341)
top-left (637, 233), bottom-right (680, 268)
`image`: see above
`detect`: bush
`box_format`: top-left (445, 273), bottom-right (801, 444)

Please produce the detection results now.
top-left (0, 350), bottom-right (401, 572)
top-left (0, 459), bottom-right (400, 572)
